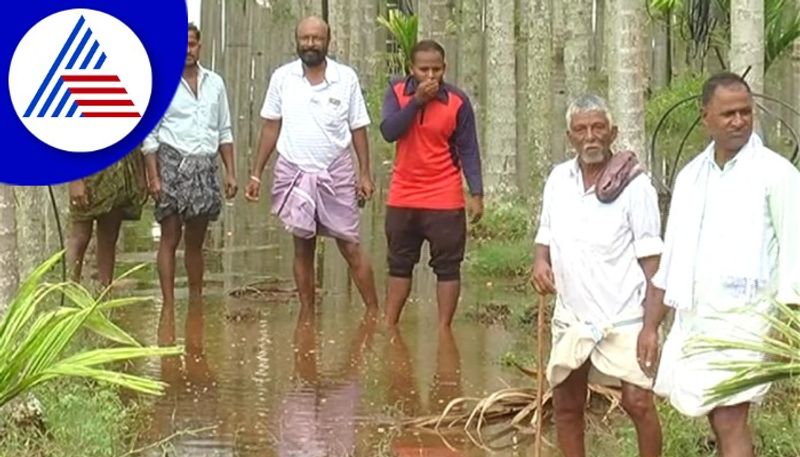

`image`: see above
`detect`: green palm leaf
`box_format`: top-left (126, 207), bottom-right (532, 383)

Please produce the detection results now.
top-left (377, 9), bottom-right (418, 74)
top-left (690, 302), bottom-right (800, 406)
top-left (0, 251), bottom-right (183, 409)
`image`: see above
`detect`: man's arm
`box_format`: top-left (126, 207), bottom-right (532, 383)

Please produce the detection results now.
top-left (216, 81), bottom-right (235, 171)
top-left (379, 83), bottom-right (419, 142)
top-left (628, 177), bottom-right (667, 377)
top-left (640, 256), bottom-right (668, 329)
top-left (532, 244), bottom-right (556, 294)
top-left (769, 164), bottom-right (800, 308)
top-left (351, 127), bottom-right (371, 177)
top-left (639, 267), bottom-right (668, 378)
top-left (453, 95), bottom-right (483, 197)
top-left (531, 175), bottom-right (555, 294)
top-left (251, 119), bottom-right (281, 179)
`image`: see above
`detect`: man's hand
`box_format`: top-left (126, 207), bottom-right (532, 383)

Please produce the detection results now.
top-left (148, 175), bottom-right (162, 202)
top-left (224, 173), bottom-right (238, 199)
top-left (414, 79), bottom-right (440, 105)
top-left (531, 258), bottom-right (556, 295)
top-left (467, 195), bottom-right (484, 223)
top-left (357, 172), bottom-right (375, 205)
top-left (636, 326), bottom-right (660, 378)
top-left (244, 176), bottom-right (261, 202)
top-left (68, 180), bottom-right (89, 209)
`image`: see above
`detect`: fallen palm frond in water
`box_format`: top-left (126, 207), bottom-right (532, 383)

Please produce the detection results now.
top-left (401, 362), bottom-right (622, 450)
top-left (227, 277), bottom-right (324, 303)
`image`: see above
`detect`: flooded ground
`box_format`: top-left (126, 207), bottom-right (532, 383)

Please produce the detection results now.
top-left (112, 187), bottom-right (543, 456)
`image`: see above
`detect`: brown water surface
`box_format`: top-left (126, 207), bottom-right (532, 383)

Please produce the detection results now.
top-left (114, 196), bottom-right (540, 457)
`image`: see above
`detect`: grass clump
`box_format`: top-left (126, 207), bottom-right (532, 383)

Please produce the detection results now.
top-left (0, 379), bottom-right (146, 457)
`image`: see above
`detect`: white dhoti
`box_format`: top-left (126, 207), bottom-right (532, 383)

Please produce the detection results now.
top-left (547, 305), bottom-right (652, 389)
top-left (653, 283), bottom-right (773, 417)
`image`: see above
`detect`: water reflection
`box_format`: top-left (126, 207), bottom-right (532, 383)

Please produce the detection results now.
top-left (150, 301), bottom-right (227, 456)
top-left (278, 310), bottom-right (377, 456)
top-left (387, 327), bottom-right (467, 456)
top-left (115, 195), bottom-right (535, 456)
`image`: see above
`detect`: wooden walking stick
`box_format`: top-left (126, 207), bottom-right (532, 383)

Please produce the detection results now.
top-left (535, 293), bottom-right (546, 457)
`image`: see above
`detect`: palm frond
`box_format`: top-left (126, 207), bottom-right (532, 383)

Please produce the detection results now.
top-left (377, 9), bottom-right (418, 74)
top-left (0, 252), bottom-right (183, 409)
top-left (690, 302), bottom-right (800, 406)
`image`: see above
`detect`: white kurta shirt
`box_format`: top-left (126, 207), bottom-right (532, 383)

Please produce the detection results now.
top-left (260, 58), bottom-right (370, 172)
top-left (653, 134), bottom-right (800, 416)
top-left (535, 159), bottom-right (664, 326)
top-left (142, 64), bottom-right (233, 156)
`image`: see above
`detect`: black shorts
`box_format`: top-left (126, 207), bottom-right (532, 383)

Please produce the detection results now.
top-left (385, 206), bottom-right (466, 281)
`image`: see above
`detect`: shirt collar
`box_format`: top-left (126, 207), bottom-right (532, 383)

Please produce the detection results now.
top-left (701, 132), bottom-right (761, 171)
top-left (181, 63), bottom-right (208, 92)
top-left (402, 75), bottom-right (449, 103)
top-left (567, 157), bottom-right (597, 195)
top-left (289, 57), bottom-right (341, 83)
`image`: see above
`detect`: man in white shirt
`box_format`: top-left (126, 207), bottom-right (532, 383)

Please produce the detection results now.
top-left (245, 16), bottom-right (378, 316)
top-left (531, 95), bottom-right (664, 457)
top-left (639, 72), bottom-right (800, 457)
top-left (142, 23), bottom-right (237, 308)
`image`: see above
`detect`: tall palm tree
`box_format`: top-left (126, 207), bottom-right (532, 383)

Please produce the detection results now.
top-left (730, 0), bottom-right (765, 93)
top-left (0, 185), bottom-right (18, 311)
top-left (484, 0), bottom-right (518, 195)
top-left (608, 0), bottom-right (647, 166)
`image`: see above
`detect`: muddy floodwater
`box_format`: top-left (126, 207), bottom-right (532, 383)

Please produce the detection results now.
top-left (112, 195), bottom-right (545, 457)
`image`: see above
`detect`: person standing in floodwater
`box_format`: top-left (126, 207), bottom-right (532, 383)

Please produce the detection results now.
top-left (531, 94), bottom-right (664, 457)
top-left (67, 148), bottom-right (148, 287)
top-left (142, 22), bottom-right (238, 309)
top-left (379, 40), bottom-right (484, 329)
top-left (245, 16), bottom-right (379, 315)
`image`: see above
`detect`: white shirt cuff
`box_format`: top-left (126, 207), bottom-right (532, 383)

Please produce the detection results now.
top-left (260, 110), bottom-right (281, 120)
top-left (633, 236), bottom-right (663, 259)
top-left (350, 118), bottom-right (371, 130)
top-left (776, 284), bottom-right (800, 305)
top-left (534, 227), bottom-right (550, 246)
top-left (141, 142), bottom-right (158, 155)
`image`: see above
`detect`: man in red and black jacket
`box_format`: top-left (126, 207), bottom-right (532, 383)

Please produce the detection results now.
top-left (380, 39), bottom-right (484, 328)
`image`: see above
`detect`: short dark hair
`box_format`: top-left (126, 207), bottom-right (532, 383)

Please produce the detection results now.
top-left (410, 39), bottom-right (445, 62)
top-left (701, 71), bottom-right (751, 106)
top-left (188, 22), bottom-right (201, 41)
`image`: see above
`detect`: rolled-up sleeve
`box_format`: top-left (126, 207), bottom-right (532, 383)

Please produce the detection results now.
top-left (217, 81), bottom-right (233, 145)
top-left (534, 173), bottom-right (554, 246)
top-left (141, 127), bottom-right (160, 155)
top-left (769, 165), bottom-right (800, 304)
top-left (627, 176), bottom-right (663, 258)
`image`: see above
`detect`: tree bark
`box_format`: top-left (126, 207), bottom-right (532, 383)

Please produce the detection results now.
top-left (0, 185), bottom-right (19, 310)
top-left (328, 0), bottom-right (351, 62)
top-left (564, 0), bottom-right (593, 101)
top-left (457, 0), bottom-right (484, 138)
top-left (526, 0), bottom-right (554, 206)
top-left (608, 0), bottom-right (647, 166)
top-left (550, 0), bottom-right (568, 161)
top-left (793, 34), bottom-right (800, 142)
top-left (484, 0), bottom-right (518, 195)
top-left (652, 15), bottom-right (671, 91)
top-left (14, 187), bottom-right (47, 278)
top-left (730, 0), bottom-right (764, 95)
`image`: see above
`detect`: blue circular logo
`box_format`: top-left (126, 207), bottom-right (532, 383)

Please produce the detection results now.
top-left (2, 1), bottom-right (187, 185)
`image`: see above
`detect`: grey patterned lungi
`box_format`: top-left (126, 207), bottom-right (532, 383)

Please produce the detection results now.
top-left (154, 143), bottom-right (221, 223)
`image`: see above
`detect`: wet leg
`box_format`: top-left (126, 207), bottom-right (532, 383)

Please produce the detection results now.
top-left (183, 216), bottom-right (210, 304)
top-left (95, 208), bottom-right (124, 286)
top-left (157, 215), bottom-right (183, 308)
